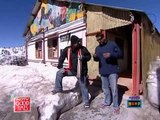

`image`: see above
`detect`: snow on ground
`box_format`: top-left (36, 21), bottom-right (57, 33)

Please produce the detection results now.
top-left (1, 63), bottom-right (160, 120)
top-left (0, 63), bottom-right (81, 120)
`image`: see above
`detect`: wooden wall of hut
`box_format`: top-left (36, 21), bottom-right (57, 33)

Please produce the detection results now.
top-left (141, 15), bottom-right (160, 96)
top-left (86, 5), bottom-right (132, 34)
top-left (86, 5), bottom-right (132, 79)
top-left (86, 36), bottom-right (99, 79)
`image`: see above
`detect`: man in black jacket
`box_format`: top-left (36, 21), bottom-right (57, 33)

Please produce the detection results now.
top-left (52, 35), bottom-right (91, 108)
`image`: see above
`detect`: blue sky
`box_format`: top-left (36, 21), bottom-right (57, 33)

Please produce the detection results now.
top-left (0, 0), bottom-right (159, 47)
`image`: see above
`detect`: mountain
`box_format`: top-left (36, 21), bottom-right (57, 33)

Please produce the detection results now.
top-left (0, 46), bottom-right (26, 66)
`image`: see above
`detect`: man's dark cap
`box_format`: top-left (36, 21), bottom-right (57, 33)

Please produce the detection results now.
top-left (70, 35), bottom-right (80, 45)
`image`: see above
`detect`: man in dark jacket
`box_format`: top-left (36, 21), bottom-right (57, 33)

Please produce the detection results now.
top-left (93, 32), bottom-right (122, 114)
top-left (52, 35), bottom-right (91, 108)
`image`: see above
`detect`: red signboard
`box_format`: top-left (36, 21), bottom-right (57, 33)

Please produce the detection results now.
top-left (14, 97), bottom-right (31, 112)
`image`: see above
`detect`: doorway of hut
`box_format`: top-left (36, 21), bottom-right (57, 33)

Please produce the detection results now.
top-left (106, 25), bottom-right (133, 95)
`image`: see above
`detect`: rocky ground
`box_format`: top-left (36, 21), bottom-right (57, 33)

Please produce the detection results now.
top-left (59, 84), bottom-right (160, 120)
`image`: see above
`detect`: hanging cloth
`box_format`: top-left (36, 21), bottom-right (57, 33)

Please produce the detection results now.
top-left (66, 47), bottom-right (82, 78)
top-left (67, 47), bottom-right (72, 70)
top-left (77, 49), bottom-right (82, 78)
top-left (64, 47), bottom-right (72, 74)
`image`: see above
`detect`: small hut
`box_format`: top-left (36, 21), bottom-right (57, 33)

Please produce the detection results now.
top-left (23, 0), bottom-right (160, 96)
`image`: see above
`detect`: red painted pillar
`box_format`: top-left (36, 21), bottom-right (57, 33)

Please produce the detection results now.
top-left (132, 23), bottom-right (141, 96)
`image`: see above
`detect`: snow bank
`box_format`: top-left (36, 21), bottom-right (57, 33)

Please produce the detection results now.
top-left (146, 56), bottom-right (160, 108)
top-left (0, 63), bottom-right (81, 120)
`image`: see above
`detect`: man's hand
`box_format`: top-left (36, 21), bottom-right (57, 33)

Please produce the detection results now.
top-left (103, 52), bottom-right (111, 59)
top-left (93, 53), bottom-right (97, 58)
top-left (78, 55), bottom-right (84, 61)
top-left (93, 53), bottom-right (99, 61)
top-left (59, 68), bottom-right (65, 73)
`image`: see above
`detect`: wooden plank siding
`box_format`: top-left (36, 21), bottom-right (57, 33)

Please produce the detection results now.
top-left (86, 5), bottom-right (132, 79)
top-left (86, 36), bottom-right (100, 79)
top-left (86, 6), bottom-right (132, 34)
top-left (141, 15), bottom-right (160, 97)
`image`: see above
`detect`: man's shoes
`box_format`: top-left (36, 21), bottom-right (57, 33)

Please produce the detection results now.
top-left (113, 107), bottom-right (120, 114)
top-left (100, 103), bottom-right (110, 108)
top-left (84, 102), bottom-right (90, 108)
top-left (51, 90), bottom-right (62, 95)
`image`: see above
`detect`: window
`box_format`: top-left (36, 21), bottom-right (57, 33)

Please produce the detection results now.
top-left (48, 37), bottom-right (58, 59)
top-left (60, 34), bottom-right (70, 42)
top-left (35, 41), bottom-right (42, 59)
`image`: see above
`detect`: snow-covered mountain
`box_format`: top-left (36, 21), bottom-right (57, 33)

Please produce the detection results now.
top-left (0, 46), bottom-right (26, 65)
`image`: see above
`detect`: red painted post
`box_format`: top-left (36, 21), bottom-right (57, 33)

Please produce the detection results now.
top-left (136, 24), bottom-right (141, 94)
top-left (132, 23), bottom-right (141, 96)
